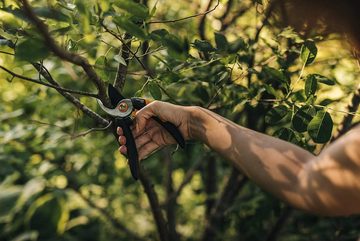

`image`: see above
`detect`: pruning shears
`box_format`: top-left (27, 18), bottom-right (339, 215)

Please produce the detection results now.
top-left (97, 84), bottom-right (185, 180)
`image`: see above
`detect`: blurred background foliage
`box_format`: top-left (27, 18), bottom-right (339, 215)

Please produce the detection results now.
top-left (1, 0), bottom-right (360, 240)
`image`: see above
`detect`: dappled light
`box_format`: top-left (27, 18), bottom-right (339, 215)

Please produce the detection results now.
top-left (1, 0), bottom-right (360, 240)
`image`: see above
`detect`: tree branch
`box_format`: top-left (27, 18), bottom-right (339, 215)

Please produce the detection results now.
top-left (19, 0), bottom-right (109, 104)
top-left (139, 168), bottom-right (169, 241)
top-left (220, 6), bottom-right (250, 31)
top-left (0, 65), bottom-right (98, 98)
top-left (163, 149), bottom-right (179, 241)
top-left (101, 21), bottom-right (170, 241)
top-left (32, 63), bottom-right (109, 126)
top-left (70, 121), bottom-right (113, 139)
top-left (199, 0), bottom-right (215, 40)
top-left (201, 168), bottom-right (247, 241)
top-left (114, 33), bottom-right (132, 91)
top-left (204, 155), bottom-right (217, 218)
top-left (0, 50), bottom-right (14, 55)
top-left (218, 0), bottom-right (234, 23)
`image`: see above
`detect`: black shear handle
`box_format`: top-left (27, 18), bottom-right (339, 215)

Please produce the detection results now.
top-left (115, 118), bottom-right (140, 180)
top-left (131, 98), bottom-right (186, 148)
top-left (152, 117), bottom-right (185, 148)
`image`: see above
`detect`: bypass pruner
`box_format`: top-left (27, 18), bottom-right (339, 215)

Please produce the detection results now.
top-left (97, 84), bottom-right (185, 180)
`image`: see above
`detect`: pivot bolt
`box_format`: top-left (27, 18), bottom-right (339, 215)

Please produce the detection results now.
top-left (118, 102), bottom-right (129, 112)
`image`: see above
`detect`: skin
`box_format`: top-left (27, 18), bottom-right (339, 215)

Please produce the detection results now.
top-left (117, 101), bottom-right (360, 216)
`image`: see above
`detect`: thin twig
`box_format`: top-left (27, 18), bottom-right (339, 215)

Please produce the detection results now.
top-left (32, 63), bottom-right (109, 126)
top-left (71, 121), bottom-right (112, 139)
top-left (148, 0), bottom-right (220, 24)
top-left (0, 50), bottom-right (14, 55)
top-left (0, 65), bottom-right (98, 98)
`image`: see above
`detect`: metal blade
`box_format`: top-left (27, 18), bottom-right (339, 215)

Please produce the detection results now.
top-left (97, 99), bottom-right (122, 117)
top-left (108, 84), bottom-right (125, 107)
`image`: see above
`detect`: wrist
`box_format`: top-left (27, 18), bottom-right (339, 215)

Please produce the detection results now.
top-left (186, 106), bottom-right (208, 141)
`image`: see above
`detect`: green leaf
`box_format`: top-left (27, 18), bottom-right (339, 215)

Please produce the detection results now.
top-left (274, 128), bottom-right (299, 144)
top-left (291, 90), bottom-right (306, 102)
top-left (300, 40), bottom-right (317, 65)
top-left (292, 105), bottom-right (316, 132)
top-left (263, 66), bottom-right (287, 83)
top-left (25, 194), bottom-right (69, 237)
top-left (33, 7), bottom-right (70, 22)
top-left (148, 82), bottom-right (162, 100)
top-left (66, 39), bottom-right (78, 51)
top-left (192, 39), bottom-right (215, 53)
top-left (0, 7), bottom-right (30, 22)
top-left (228, 38), bottom-right (247, 53)
top-left (0, 186), bottom-right (22, 221)
top-left (215, 32), bottom-right (228, 51)
top-left (308, 110), bottom-right (333, 143)
top-left (114, 0), bottom-right (149, 19)
top-left (150, 29), bottom-right (184, 53)
top-left (264, 84), bottom-right (280, 98)
top-left (114, 54), bottom-right (127, 66)
top-left (149, 1), bottom-right (158, 17)
top-left (265, 105), bottom-right (289, 125)
top-left (113, 16), bottom-right (147, 39)
top-left (310, 74), bottom-right (336, 86)
top-left (305, 75), bottom-right (317, 97)
top-left (15, 38), bottom-right (50, 62)
top-left (95, 56), bottom-right (115, 81)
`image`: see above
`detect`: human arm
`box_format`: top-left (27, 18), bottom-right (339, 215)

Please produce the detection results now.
top-left (118, 101), bottom-right (360, 216)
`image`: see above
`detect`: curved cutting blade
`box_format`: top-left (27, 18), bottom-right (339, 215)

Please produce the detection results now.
top-left (97, 99), bottom-right (122, 116)
top-left (97, 99), bottom-right (133, 117)
top-left (108, 84), bottom-right (125, 107)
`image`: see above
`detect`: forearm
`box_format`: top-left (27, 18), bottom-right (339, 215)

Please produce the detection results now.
top-left (188, 107), bottom-right (315, 209)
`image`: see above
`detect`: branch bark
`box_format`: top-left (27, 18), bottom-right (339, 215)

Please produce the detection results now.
top-left (0, 65), bottom-right (98, 98)
top-left (163, 149), bottom-right (179, 241)
top-left (32, 63), bottom-right (109, 126)
top-left (198, 0), bottom-right (215, 40)
top-left (139, 168), bottom-right (169, 241)
top-left (101, 21), bottom-right (170, 241)
top-left (204, 156), bottom-right (217, 218)
top-left (201, 168), bottom-right (247, 241)
top-left (114, 33), bottom-right (132, 91)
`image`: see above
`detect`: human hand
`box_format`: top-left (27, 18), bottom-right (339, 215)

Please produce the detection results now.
top-left (117, 101), bottom-right (193, 160)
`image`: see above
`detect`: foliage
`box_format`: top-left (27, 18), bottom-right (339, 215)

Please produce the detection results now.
top-left (0, 0), bottom-right (359, 241)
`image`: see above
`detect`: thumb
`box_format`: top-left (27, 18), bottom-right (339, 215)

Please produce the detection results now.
top-left (134, 101), bottom-right (159, 133)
